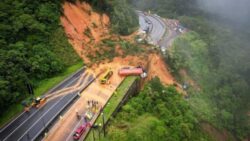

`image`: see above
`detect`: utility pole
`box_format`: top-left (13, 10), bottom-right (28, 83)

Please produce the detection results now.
top-left (92, 129), bottom-right (95, 141)
top-left (101, 112), bottom-right (106, 137)
top-left (98, 127), bottom-right (101, 140)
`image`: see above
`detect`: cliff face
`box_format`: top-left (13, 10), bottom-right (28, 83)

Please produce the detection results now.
top-left (60, 1), bottom-right (110, 63)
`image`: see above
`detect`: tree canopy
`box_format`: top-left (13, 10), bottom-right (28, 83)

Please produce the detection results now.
top-left (129, 0), bottom-right (250, 139)
top-left (0, 0), bottom-right (80, 116)
top-left (103, 78), bottom-right (211, 141)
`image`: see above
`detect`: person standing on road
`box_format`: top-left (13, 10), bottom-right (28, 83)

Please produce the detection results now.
top-left (76, 109), bottom-right (80, 120)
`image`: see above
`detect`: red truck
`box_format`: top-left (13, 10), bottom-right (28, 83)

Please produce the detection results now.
top-left (118, 67), bottom-right (147, 78)
top-left (118, 68), bottom-right (143, 76)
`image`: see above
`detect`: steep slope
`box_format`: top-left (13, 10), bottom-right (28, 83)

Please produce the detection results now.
top-left (61, 1), bottom-right (110, 63)
top-left (60, 1), bottom-right (184, 93)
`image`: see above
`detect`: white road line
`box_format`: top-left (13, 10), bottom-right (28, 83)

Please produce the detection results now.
top-left (0, 71), bottom-right (82, 133)
top-left (0, 111), bottom-right (25, 133)
top-left (3, 95), bottom-right (66, 141)
top-left (16, 94), bottom-right (68, 141)
top-left (28, 74), bottom-right (92, 141)
top-left (31, 90), bottom-right (83, 141)
top-left (66, 117), bottom-right (84, 141)
top-left (2, 73), bottom-right (82, 141)
top-left (2, 106), bottom-right (41, 140)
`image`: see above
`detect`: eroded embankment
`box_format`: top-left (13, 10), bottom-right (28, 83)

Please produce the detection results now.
top-left (60, 1), bottom-right (184, 94)
top-left (61, 1), bottom-right (110, 63)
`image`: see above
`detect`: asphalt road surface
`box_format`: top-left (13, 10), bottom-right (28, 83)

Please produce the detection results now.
top-left (137, 11), bottom-right (180, 51)
top-left (0, 68), bottom-right (95, 141)
top-left (138, 11), bottom-right (166, 45)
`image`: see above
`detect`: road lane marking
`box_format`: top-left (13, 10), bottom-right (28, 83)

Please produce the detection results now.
top-left (30, 76), bottom-right (95, 141)
top-left (16, 94), bottom-right (69, 141)
top-left (25, 75), bottom-right (94, 141)
top-left (0, 111), bottom-right (25, 133)
top-left (2, 73), bottom-right (83, 141)
top-left (0, 69), bottom-right (84, 134)
top-left (65, 117), bottom-right (84, 141)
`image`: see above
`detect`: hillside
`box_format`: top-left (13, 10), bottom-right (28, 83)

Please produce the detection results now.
top-left (0, 0), bottom-right (80, 117)
top-left (128, 0), bottom-right (250, 140)
top-left (1, 0), bottom-right (249, 141)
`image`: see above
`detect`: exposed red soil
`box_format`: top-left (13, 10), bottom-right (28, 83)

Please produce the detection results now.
top-left (60, 1), bottom-right (185, 94)
top-left (60, 1), bottom-right (110, 63)
top-left (147, 54), bottom-right (174, 85)
top-left (146, 54), bottom-right (186, 94)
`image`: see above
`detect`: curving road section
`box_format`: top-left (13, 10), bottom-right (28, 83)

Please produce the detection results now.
top-left (0, 68), bottom-right (95, 141)
top-left (137, 11), bottom-right (180, 51)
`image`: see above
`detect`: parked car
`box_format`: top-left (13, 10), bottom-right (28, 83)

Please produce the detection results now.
top-left (73, 122), bottom-right (91, 140)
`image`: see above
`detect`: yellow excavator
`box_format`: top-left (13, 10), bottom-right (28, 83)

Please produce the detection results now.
top-left (23, 96), bottom-right (47, 112)
top-left (23, 71), bottom-right (93, 112)
top-left (31, 96), bottom-right (47, 108)
top-left (99, 68), bottom-right (113, 84)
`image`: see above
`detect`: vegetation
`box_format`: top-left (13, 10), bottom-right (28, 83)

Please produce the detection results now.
top-left (86, 0), bottom-right (138, 35)
top-left (85, 76), bottom-right (137, 141)
top-left (108, 0), bottom-right (138, 35)
top-left (102, 78), bottom-right (212, 141)
top-left (33, 61), bottom-right (83, 97)
top-left (119, 40), bottom-right (144, 56)
top-left (129, 0), bottom-right (250, 139)
top-left (0, 0), bottom-right (81, 123)
top-left (167, 23), bottom-right (250, 140)
top-left (87, 38), bottom-right (144, 64)
top-left (0, 61), bottom-right (83, 126)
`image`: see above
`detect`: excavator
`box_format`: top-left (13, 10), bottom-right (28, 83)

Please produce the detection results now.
top-left (31, 96), bottom-right (47, 108)
top-left (23, 71), bottom-right (94, 112)
top-left (100, 68), bottom-right (113, 84)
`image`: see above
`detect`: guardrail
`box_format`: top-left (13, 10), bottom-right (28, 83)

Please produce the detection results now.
top-left (83, 77), bottom-right (140, 140)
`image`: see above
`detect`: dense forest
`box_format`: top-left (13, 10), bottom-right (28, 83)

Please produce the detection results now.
top-left (85, 0), bottom-right (138, 35)
top-left (0, 0), bottom-right (80, 116)
top-left (128, 0), bottom-right (250, 140)
top-left (103, 78), bottom-right (212, 141)
top-left (0, 0), bottom-right (137, 118)
top-left (1, 0), bottom-right (249, 140)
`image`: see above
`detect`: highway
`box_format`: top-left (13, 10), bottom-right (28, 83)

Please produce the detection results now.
top-left (0, 67), bottom-right (95, 141)
top-left (0, 11), bottom-right (183, 141)
top-left (137, 11), bottom-right (180, 51)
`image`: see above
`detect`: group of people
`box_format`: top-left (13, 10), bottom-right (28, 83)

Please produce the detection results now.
top-left (75, 99), bottom-right (100, 120)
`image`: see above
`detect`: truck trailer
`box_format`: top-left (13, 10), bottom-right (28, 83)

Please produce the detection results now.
top-left (118, 68), bottom-right (143, 76)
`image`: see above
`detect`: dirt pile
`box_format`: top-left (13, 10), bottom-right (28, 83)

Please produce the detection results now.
top-left (60, 1), bottom-right (184, 94)
top-left (145, 54), bottom-right (185, 94)
top-left (146, 54), bottom-right (174, 85)
top-left (61, 1), bottom-right (110, 63)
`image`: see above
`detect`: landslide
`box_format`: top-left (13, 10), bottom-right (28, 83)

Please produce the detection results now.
top-left (61, 1), bottom-right (110, 63)
top-left (60, 1), bottom-right (184, 94)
